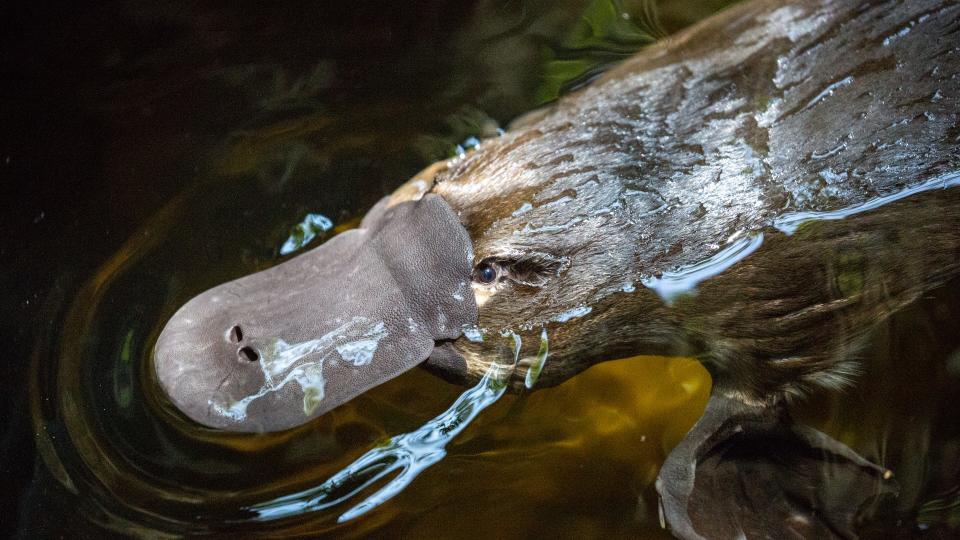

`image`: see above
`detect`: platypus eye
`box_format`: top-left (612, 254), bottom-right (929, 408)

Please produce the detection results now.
top-left (473, 261), bottom-right (499, 284)
top-left (472, 252), bottom-right (568, 288)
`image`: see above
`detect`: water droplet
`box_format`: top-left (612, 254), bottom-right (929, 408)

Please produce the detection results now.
top-left (524, 328), bottom-right (550, 389)
top-left (552, 305), bottom-right (592, 323)
top-left (642, 234), bottom-right (764, 304)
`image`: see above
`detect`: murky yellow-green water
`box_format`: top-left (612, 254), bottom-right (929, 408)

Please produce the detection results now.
top-left (7, 0), bottom-right (960, 538)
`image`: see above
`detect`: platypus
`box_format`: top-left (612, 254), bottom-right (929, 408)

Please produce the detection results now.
top-left (153, 0), bottom-right (960, 537)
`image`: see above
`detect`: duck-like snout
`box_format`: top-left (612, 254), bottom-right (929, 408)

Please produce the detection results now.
top-left (153, 194), bottom-right (477, 432)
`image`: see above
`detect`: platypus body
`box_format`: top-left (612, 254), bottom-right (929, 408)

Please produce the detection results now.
top-left (421, 0), bottom-right (960, 399)
top-left (153, 0), bottom-right (960, 537)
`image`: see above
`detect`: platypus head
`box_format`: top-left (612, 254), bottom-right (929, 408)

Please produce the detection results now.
top-left (153, 194), bottom-right (478, 432)
top-left (155, 101), bottom-right (685, 432)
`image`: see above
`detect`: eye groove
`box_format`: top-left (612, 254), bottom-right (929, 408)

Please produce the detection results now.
top-left (473, 252), bottom-right (568, 288)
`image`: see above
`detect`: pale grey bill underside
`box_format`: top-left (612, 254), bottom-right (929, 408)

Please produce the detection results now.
top-left (153, 194), bottom-right (478, 432)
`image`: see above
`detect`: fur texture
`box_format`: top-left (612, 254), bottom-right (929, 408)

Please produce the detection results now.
top-left (412, 0), bottom-right (960, 402)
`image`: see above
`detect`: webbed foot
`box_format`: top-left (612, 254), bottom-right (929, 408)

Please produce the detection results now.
top-left (656, 394), bottom-right (897, 539)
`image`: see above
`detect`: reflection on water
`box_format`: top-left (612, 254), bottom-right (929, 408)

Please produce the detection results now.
top-left (642, 233), bottom-right (765, 304)
top-left (252, 351), bottom-right (518, 524)
top-left (524, 328), bottom-right (550, 389)
top-left (642, 171), bottom-right (960, 306)
top-left (775, 170), bottom-right (960, 235)
top-left (9, 0), bottom-right (960, 538)
top-left (280, 213), bottom-right (334, 255)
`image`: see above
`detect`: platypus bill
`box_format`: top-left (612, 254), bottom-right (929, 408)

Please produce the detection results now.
top-left (153, 0), bottom-right (960, 537)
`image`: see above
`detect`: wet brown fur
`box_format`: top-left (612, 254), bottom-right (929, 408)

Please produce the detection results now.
top-left (409, 0), bottom-right (960, 403)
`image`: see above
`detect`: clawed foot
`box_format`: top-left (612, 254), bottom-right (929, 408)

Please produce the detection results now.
top-left (657, 394), bottom-right (897, 539)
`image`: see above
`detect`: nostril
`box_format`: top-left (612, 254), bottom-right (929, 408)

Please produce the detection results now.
top-left (238, 346), bottom-right (259, 362)
top-left (227, 325), bottom-right (243, 343)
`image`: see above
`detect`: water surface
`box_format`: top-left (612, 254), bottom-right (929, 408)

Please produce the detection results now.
top-left (5, 0), bottom-right (960, 538)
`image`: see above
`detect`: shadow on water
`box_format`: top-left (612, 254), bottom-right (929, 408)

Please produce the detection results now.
top-left (5, 0), bottom-right (960, 538)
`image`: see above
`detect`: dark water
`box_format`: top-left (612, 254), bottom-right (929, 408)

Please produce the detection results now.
top-left (3, 0), bottom-right (960, 538)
